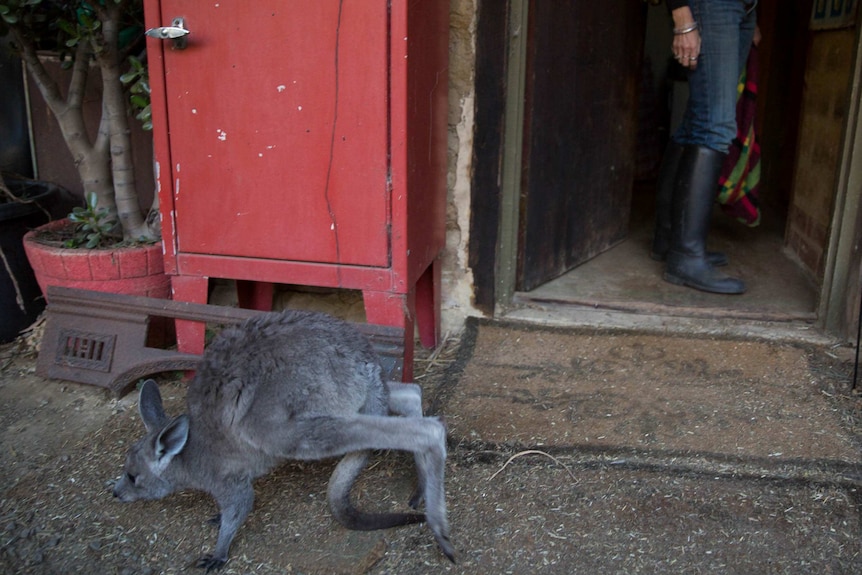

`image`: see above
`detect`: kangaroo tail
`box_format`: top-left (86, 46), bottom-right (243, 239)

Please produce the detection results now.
top-left (328, 451), bottom-right (425, 530)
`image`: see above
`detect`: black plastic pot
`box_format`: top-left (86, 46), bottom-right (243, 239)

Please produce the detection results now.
top-left (0, 176), bottom-right (64, 343)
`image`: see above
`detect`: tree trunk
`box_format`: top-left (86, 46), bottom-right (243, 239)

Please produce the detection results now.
top-left (97, 3), bottom-right (152, 241)
top-left (14, 31), bottom-right (118, 223)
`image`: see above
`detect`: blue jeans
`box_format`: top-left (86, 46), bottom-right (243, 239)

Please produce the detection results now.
top-left (672, 0), bottom-right (757, 154)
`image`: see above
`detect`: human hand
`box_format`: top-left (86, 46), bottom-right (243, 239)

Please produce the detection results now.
top-left (671, 7), bottom-right (701, 70)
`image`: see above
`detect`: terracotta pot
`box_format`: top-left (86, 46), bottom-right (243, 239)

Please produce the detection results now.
top-left (23, 219), bottom-right (170, 301)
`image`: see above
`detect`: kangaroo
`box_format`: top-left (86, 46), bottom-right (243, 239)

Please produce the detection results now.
top-left (112, 310), bottom-right (454, 571)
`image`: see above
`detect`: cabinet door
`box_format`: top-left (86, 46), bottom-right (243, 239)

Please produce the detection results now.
top-left (155, 1), bottom-right (390, 267)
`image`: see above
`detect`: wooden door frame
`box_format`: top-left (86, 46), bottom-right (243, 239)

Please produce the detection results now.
top-left (495, 0), bottom-right (529, 313)
top-left (821, 23), bottom-right (862, 342)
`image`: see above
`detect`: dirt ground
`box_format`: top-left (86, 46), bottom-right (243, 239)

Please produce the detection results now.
top-left (1, 318), bottom-right (862, 574)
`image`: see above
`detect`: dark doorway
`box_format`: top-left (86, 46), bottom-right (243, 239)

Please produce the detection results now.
top-left (513, 0), bottom-right (818, 321)
top-left (469, 0), bottom-right (820, 323)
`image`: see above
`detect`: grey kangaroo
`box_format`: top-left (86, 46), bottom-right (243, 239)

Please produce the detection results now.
top-left (112, 310), bottom-right (453, 570)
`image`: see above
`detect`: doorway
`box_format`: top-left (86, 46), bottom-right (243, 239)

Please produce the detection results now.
top-left (505, 0), bottom-right (822, 324)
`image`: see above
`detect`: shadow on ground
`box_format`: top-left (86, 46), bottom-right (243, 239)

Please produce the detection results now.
top-left (1, 317), bottom-right (861, 574)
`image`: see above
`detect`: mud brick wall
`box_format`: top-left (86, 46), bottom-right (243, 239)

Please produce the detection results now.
top-left (787, 27), bottom-right (856, 280)
top-left (441, 0), bottom-right (480, 332)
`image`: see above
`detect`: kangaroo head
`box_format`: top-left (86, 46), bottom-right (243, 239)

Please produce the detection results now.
top-left (113, 380), bottom-right (189, 502)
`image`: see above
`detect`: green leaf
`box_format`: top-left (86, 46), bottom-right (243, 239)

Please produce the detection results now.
top-left (130, 94), bottom-right (147, 108)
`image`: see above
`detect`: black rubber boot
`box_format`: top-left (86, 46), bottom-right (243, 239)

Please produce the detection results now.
top-left (651, 141), bottom-right (727, 267)
top-left (663, 145), bottom-right (745, 295)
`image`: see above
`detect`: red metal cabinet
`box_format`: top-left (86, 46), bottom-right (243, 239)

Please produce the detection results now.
top-left (144, 1), bottom-right (449, 378)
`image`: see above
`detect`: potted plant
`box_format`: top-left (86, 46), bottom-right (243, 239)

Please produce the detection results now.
top-left (1, 0), bottom-right (168, 300)
top-left (22, 190), bottom-right (169, 299)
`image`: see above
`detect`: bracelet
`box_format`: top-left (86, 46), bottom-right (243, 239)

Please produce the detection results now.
top-left (673, 22), bottom-right (699, 35)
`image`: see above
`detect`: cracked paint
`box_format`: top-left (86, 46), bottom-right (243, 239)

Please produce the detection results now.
top-left (323, 0), bottom-right (345, 281)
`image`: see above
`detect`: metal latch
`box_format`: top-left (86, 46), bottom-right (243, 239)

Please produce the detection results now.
top-left (146, 17), bottom-right (190, 50)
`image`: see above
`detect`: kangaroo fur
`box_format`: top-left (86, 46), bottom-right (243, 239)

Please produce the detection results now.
top-left (112, 310), bottom-right (454, 570)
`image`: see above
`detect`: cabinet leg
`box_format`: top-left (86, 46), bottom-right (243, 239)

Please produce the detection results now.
top-left (363, 289), bottom-right (415, 382)
top-left (415, 259), bottom-right (441, 349)
top-left (236, 280), bottom-right (274, 311)
top-left (171, 275), bottom-right (209, 355)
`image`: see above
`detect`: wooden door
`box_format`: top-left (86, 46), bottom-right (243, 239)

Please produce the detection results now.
top-left (518, 1), bottom-right (647, 291)
top-left (152, 1), bottom-right (390, 267)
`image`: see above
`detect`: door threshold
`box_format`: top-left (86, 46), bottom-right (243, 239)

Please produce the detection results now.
top-left (513, 291), bottom-right (818, 323)
top-left (501, 295), bottom-right (832, 347)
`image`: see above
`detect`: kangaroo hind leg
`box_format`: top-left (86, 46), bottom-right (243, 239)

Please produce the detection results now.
top-left (387, 381), bottom-right (423, 417)
top-left (327, 451), bottom-right (424, 530)
top-left (386, 382), bottom-right (429, 509)
top-left (286, 414), bottom-right (454, 562)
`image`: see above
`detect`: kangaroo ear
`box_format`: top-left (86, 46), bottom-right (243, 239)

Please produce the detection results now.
top-left (155, 414), bottom-right (189, 462)
top-left (139, 379), bottom-right (168, 432)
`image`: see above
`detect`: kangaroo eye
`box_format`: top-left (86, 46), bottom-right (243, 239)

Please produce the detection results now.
top-left (126, 472), bottom-right (137, 485)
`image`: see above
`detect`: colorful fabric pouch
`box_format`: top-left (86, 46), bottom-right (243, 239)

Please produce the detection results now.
top-left (717, 46), bottom-right (761, 227)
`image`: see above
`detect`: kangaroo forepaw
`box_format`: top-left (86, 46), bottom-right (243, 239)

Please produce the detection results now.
top-left (196, 553), bottom-right (227, 572)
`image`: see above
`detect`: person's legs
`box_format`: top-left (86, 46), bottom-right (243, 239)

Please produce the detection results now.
top-left (652, 142), bottom-right (685, 260)
top-left (674, 0), bottom-right (752, 153)
top-left (651, 141), bottom-right (727, 266)
top-left (664, 145), bottom-right (745, 294)
top-left (663, 0), bottom-right (753, 293)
